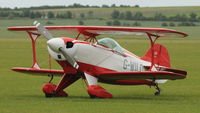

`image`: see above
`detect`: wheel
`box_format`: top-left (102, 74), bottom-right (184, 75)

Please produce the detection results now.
top-left (154, 91), bottom-right (160, 96)
top-left (89, 95), bottom-right (100, 99)
top-left (45, 93), bottom-right (54, 98)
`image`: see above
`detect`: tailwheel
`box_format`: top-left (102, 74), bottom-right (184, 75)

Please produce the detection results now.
top-left (154, 84), bottom-right (161, 96)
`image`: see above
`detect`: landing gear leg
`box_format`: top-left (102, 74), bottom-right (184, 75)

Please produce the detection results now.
top-left (154, 84), bottom-right (161, 96)
top-left (84, 73), bottom-right (112, 98)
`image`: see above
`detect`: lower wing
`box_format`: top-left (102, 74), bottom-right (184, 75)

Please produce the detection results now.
top-left (97, 71), bottom-right (186, 81)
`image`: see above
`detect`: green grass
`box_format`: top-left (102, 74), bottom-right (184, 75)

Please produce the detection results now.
top-left (0, 38), bottom-right (200, 113)
top-left (0, 19), bottom-right (200, 113)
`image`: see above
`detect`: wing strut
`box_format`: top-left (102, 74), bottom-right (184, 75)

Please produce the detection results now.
top-left (75, 32), bottom-right (81, 40)
top-left (27, 31), bottom-right (41, 69)
top-left (146, 32), bottom-right (160, 71)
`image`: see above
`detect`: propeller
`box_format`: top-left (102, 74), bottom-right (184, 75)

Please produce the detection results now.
top-left (59, 47), bottom-right (79, 69)
top-left (33, 21), bottom-right (53, 40)
top-left (34, 21), bottom-right (79, 69)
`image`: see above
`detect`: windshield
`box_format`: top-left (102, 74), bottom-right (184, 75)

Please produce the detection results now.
top-left (97, 38), bottom-right (124, 54)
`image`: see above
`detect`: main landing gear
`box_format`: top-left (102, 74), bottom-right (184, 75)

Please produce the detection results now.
top-left (87, 85), bottom-right (113, 98)
top-left (154, 84), bottom-right (161, 96)
top-left (42, 83), bottom-right (68, 97)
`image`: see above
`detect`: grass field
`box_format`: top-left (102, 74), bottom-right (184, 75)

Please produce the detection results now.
top-left (0, 18), bottom-right (200, 113)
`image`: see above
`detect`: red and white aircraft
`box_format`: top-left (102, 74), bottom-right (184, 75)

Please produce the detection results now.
top-left (8, 21), bottom-right (188, 98)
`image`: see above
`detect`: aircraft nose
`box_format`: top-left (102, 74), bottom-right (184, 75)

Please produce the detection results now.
top-left (47, 38), bottom-right (65, 52)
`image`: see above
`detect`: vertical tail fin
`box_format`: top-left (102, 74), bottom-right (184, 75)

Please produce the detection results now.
top-left (141, 44), bottom-right (170, 68)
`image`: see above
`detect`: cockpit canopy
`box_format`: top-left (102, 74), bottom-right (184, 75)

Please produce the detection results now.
top-left (97, 38), bottom-right (124, 54)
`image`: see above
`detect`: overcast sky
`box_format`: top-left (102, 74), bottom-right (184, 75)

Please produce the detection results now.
top-left (1, 0), bottom-right (200, 8)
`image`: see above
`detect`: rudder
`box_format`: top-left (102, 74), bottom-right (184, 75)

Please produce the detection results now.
top-left (141, 44), bottom-right (170, 68)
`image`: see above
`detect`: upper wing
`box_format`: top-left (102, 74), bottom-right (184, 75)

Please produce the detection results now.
top-left (8, 26), bottom-right (188, 38)
top-left (96, 71), bottom-right (186, 81)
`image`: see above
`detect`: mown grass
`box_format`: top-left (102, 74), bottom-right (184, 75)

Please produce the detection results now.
top-left (0, 19), bottom-right (200, 113)
top-left (0, 38), bottom-right (200, 113)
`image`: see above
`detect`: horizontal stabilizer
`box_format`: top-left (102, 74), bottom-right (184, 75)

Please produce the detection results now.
top-left (11, 67), bottom-right (65, 76)
top-left (97, 71), bottom-right (186, 81)
top-left (144, 66), bottom-right (187, 75)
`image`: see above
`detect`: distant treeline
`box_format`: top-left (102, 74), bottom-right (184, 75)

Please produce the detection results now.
top-left (0, 3), bottom-right (139, 10)
top-left (0, 4), bottom-right (199, 23)
top-left (1, 9), bottom-right (199, 23)
top-left (0, 10), bottom-right (73, 19)
top-left (111, 10), bottom-right (200, 22)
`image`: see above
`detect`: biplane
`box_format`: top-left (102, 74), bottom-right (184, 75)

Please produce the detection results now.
top-left (8, 21), bottom-right (188, 98)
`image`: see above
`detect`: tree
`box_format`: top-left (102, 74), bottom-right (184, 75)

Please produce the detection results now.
top-left (111, 10), bottom-right (120, 19)
top-left (22, 9), bottom-right (30, 17)
top-left (102, 5), bottom-right (109, 8)
top-left (8, 13), bottom-right (14, 19)
top-left (112, 20), bottom-right (121, 26)
top-left (135, 5), bottom-right (140, 8)
top-left (119, 5), bottom-right (130, 8)
top-left (179, 14), bottom-right (188, 22)
top-left (119, 12), bottom-right (125, 19)
top-left (134, 12), bottom-right (144, 20)
top-left (35, 11), bottom-right (42, 18)
top-left (178, 22), bottom-right (196, 26)
top-left (47, 11), bottom-right (55, 18)
top-left (161, 23), bottom-right (168, 26)
top-left (169, 22), bottom-right (175, 27)
top-left (106, 21), bottom-right (112, 26)
top-left (154, 13), bottom-right (167, 21)
top-left (60, 11), bottom-right (73, 19)
top-left (80, 13), bottom-right (85, 19)
top-left (170, 14), bottom-right (181, 21)
top-left (169, 14), bottom-right (189, 22)
top-left (78, 20), bottom-right (84, 25)
top-left (66, 11), bottom-right (72, 18)
top-left (190, 13), bottom-right (197, 22)
top-left (69, 3), bottom-right (85, 8)
top-left (125, 11), bottom-right (132, 20)
top-left (87, 11), bottom-right (93, 18)
top-left (0, 11), bottom-right (9, 17)
top-left (132, 21), bottom-right (141, 26)
top-left (30, 12), bottom-right (35, 19)
top-left (111, 4), bottom-right (116, 8)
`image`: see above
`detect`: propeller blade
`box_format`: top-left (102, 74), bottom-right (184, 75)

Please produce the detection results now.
top-left (33, 21), bottom-right (53, 40)
top-left (34, 21), bottom-right (78, 70)
top-left (59, 47), bottom-right (79, 69)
